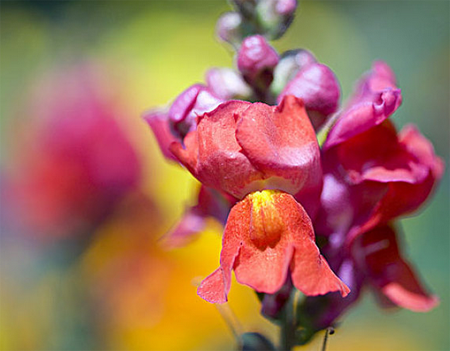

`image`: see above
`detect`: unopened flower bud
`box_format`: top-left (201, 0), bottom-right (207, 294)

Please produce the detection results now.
top-left (256, 0), bottom-right (298, 39)
top-left (216, 11), bottom-right (243, 47)
top-left (278, 63), bottom-right (340, 130)
top-left (261, 277), bottom-right (293, 319)
top-left (205, 67), bottom-right (252, 100)
top-left (237, 35), bottom-right (279, 90)
top-left (271, 49), bottom-right (317, 96)
top-left (276, 0), bottom-right (297, 16)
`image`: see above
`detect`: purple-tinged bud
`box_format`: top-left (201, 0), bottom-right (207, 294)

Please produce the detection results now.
top-left (256, 0), bottom-right (298, 39)
top-left (271, 49), bottom-right (317, 96)
top-left (205, 67), bottom-right (252, 100)
top-left (237, 35), bottom-right (279, 90)
top-left (276, 0), bottom-right (297, 16)
top-left (278, 63), bottom-right (340, 130)
top-left (216, 12), bottom-right (243, 47)
top-left (261, 277), bottom-right (293, 320)
top-left (168, 84), bottom-right (223, 139)
top-left (298, 259), bottom-right (364, 334)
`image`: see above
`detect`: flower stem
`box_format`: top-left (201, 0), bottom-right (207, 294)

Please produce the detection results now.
top-left (279, 290), bottom-right (297, 351)
top-left (215, 303), bottom-right (243, 349)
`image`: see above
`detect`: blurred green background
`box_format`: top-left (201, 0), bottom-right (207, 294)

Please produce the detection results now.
top-left (0, 1), bottom-right (448, 350)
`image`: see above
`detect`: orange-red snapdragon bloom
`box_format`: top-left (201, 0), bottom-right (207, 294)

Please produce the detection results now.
top-left (170, 95), bottom-right (349, 302)
top-left (198, 190), bottom-right (349, 303)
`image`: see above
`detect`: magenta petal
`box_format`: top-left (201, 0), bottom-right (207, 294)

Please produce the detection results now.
top-left (370, 125), bottom-right (444, 220)
top-left (143, 109), bottom-right (179, 162)
top-left (351, 61), bottom-right (398, 103)
top-left (168, 84), bottom-right (203, 123)
top-left (324, 89), bottom-right (402, 150)
top-left (216, 11), bottom-right (242, 45)
top-left (160, 208), bottom-right (206, 249)
top-left (162, 185), bottom-right (235, 249)
top-left (276, 0), bottom-right (297, 16)
top-left (168, 84), bottom-right (223, 138)
top-left (323, 61), bottom-right (402, 150)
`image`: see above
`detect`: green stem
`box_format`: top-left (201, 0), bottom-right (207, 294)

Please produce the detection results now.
top-left (215, 303), bottom-right (243, 349)
top-left (279, 290), bottom-right (296, 351)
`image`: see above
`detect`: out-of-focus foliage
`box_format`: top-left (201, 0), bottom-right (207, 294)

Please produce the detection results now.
top-left (0, 1), bottom-right (448, 351)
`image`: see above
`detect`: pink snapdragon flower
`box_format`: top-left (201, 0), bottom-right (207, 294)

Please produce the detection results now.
top-left (318, 62), bottom-right (443, 245)
top-left (300, 62), bottom-right (443, 333)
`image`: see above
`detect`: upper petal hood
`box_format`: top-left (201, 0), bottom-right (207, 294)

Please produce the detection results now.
top-left (171, 96), bottom-right (322, 203)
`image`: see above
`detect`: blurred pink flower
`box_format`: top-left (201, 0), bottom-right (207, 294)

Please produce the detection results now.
top-left (5, 64), bottom-right (142, 240)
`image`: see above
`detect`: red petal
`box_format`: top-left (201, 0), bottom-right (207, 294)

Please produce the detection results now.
top-left (335, 121), bottom-right (429, 185)
top-left (170, 130), bottom-right (199, 176)
top-left (195, 101), bottom-right (264, 199)
top-left (199, 191), bottom-right (350, 301)
top-left (361, 125), bottom-right (444, 225)
top-left (360, 225), bottom-right (438, 312)
top-left (273, 193), bottom-right (350, 297)
top-left (197, 268), bottom-right (228, 304)
top-left (237, 191), bottom-right (349, 296)
top-left (197, 194), bottom-right (246, 303)
top-left (236, 95), bottom-right (322, 198)
top-left (382, 281), bottom-right (439, 312)
top-left (399, 125), bottom-right (444, 178)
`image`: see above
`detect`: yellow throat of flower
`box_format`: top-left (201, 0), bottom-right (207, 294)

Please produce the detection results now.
top-left (247, 190), bottom-right (285, 248)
